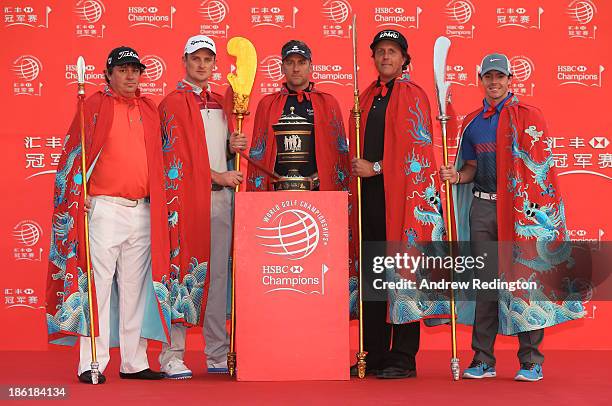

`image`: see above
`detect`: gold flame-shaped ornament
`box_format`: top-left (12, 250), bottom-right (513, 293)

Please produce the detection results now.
top-left (226, 37), bottom-right (257, 116)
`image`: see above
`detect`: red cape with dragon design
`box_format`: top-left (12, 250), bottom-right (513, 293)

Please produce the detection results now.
top-left (158, 80), bottom-right (233, 327)
top-left (349, 76), bottom-right (451, 323)
top-left (46, 88), bottom-right (170, 345)
top-left (453, 94), bottom-right (586, 335)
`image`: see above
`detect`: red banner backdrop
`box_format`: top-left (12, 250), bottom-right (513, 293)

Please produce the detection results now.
top-left (0, 0), bottom-right (610, 351)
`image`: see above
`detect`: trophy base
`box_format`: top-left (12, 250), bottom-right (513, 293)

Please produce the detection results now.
top-left (273, 176), bottom-right (313, 191)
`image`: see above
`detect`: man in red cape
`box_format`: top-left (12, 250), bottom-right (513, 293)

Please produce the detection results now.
top-left (350, 30), bottom-right (449, 379)
top-left (246, 40), bottom-right (351, 194)
top-left (441, 53), bottom-right (584, 382)
top-left (246, 39), bottom-right (359, 315)
top-left (46, 47), bottom-right (169, 384)
top-left (156, 35), bottom-right (245, 378)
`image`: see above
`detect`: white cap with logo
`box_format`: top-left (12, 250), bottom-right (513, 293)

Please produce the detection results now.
top-left (184, 35), bottom-right (216, 55)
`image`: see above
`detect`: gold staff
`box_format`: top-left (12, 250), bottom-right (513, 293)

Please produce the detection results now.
top-left (226, 37), bottom-right (257, 377)
top-left (350, 14), bottom-right (367, 379)
top-left (77, 56), bottom-right (101, 385)
top-left (433, 36), bottom-right (460, 381)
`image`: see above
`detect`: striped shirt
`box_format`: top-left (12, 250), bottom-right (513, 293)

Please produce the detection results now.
top-left (460, 92), bottom-right (513, 193)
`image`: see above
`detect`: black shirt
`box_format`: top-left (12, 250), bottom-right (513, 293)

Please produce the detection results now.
top-left (274, 83), bottom-right (317, 177)
top-left (361, 78), bottom-right (394, 241)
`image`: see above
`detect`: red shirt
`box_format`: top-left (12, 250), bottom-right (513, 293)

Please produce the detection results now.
top-left (89, 96), bottom-right (149, 199)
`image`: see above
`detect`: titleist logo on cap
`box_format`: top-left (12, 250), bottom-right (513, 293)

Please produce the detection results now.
top-left (379, 31), bottom-right (399, 39)
top-left (118, 50), bottom-right (139, 59)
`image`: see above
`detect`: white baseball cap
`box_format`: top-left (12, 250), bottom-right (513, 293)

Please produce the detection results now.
top-left (184, 35), bottom-right (216, 55)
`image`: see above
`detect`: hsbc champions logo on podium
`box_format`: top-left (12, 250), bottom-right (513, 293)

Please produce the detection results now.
top-left (139, 55), bottom-right (168, 96)
top-left (199, 0), bottom-right (230, 37)
top-left (74, 0), bottom-right (106, 38)
top-left (12, 55), bottom-right (43, 96)
top-left (567, 0), bottom-right (597, 39)
top-left (445, 0), bottom-right (476, 38)
top-left (321, 0), bottom-right (352, 39)
top-left (257, 199), bottom-right (330, 295)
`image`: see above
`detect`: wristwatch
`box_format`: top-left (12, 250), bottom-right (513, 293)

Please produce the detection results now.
top-left (372, 161), bottom-right (382, 175)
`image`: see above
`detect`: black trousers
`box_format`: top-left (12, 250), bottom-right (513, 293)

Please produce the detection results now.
top-left (362, 301), bottom-right (420, 370)
top-left (360, 174), bottom-right (420, 371)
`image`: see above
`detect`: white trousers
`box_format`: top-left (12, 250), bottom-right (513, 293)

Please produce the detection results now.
top-left (159, 189), bottom-right (231, 367)
top-left (78, 196), bottom-right (152, 375)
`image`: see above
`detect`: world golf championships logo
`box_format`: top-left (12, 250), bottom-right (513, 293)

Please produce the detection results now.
top-left (75, 0), bottom-right (105, 23)
top-left (141, 55), bottom-right (165, 81)
top-left (567, 0), bottom-right (596, 24)
top-left (322, 0), bottom-right (351, 23)
top-left (510, 56), bottom-right (534, 82)
top-left (13, 220), bottom-right (42, 247)
top-left (446, 0), bottom-right (474, 24)
top-left (12, 55), bottom-right (42, 81)
top-left (199, 0), bottom-right (228, 23)
top-left (260, 55), bottom-right (283, 81)
top-left (256, 209), bottom-right (320, 260)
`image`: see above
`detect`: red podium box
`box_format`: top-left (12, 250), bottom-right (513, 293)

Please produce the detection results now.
top-left (234, 191), bottom-right (349, 381)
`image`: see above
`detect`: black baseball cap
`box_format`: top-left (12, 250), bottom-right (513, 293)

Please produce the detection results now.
top-left (370, 30), bottom-right (408, 52)
top-left (281, 40), bottom-right (312, 61)
top-left (106, 46), bottom-right (146, 70)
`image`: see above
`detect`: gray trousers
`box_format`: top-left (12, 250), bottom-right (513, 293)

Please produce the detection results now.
top-left (203, 189), bottom-right (232, 364)
top-left (469, 197), bottom-right (544, 366)
top-left (159, 189), bottom-right (231, 367)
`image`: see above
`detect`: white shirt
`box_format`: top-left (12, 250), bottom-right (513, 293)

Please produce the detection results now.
top-left (183, 79), bottom-right (230, 173)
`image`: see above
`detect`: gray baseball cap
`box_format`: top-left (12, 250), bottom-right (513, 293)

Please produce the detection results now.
top-left (479, 53), bottom-right (512, 76)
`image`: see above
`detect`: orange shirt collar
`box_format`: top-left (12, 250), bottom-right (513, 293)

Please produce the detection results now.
top-left (103, 85), bottom-right (141, 105)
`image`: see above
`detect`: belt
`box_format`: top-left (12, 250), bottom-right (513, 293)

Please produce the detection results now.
top-left (94, 195), bottom-right (150, 207)
top-left (211, 183), bottom-right (224, 191)
top-left (473, 191), bottom-right (497, 201)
